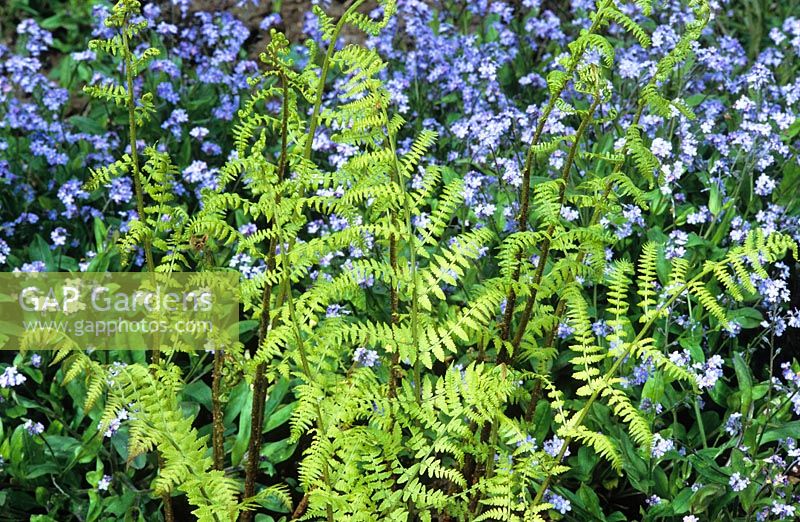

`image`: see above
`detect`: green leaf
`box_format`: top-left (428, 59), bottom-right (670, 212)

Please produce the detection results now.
top-left (182, 380), bottom-right (212, 410)
top-left (178, 134), bottom-right (192, 165)
top-left (685, 94), bottom-right (705, 107)
top-left (690, 484), bottom-right (726, 513)
top-left (733, 353), bottom-right (752, 415)
top-left (669, 488), bottom-right (693, 514)
top-left (29, 235), bottom-right (55, 271)
top-left (728, 307), bottom-right (763, 329)
top-left (71, 115), bottom-right (107, 135)
top-left (260, 439), bottom-right (297, 465)
top-left (263, 378), bottom-right (290, 420)
top-left (238, 320), bottom-right (259, 343)
top-left (576, 483), bottom-right (604, 518)
top-left (93, 217), bottom-right (108, 253)
top-left (653, 466), bottom-right (669, 497)
top-left (708, 185), bottom-right (722, 216)
top-left (642, 371), bottom-right (664, 403)
top-left (224, 381), bottom-right (251, 426)
top-left (25, 462), bottom-right (63, 479)
top-left (761, 421), bottom-right (800, 445)
top-left (264, 403), bottom-right (295, 432)
top-left (785, 117), bottom-right (800, 139)
top-left (231, 387), bottom-right (253, 467)
top-left (86, 251), bottom-right (112, 272)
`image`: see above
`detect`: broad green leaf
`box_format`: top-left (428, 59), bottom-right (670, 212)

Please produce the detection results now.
top-left (733, 352), bottom-right (752, 415)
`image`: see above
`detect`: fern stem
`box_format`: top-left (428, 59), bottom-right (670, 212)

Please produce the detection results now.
top-left (500, 0), bottom-right (612, 349)
top-left (388, 234), bottom-right (401, 397)
top-left (284, 277), bottom-right (313, 380)
top-left (121, 19), bottom-right (172, 522)
top-left (121, 27), bottom-right (155, 276)
top-left (523, 102), bottom-right (649, 420)
top-left (402, 160), bottom-right (422, 404)
top-left (242, 362), bottom-right (268, 521)
top-left (280, 249), bottom-right (335, 522)
top-left (532, 268), bottom-right (712, 505)
top-left (470, 415), bottom-right (501, 517)
top-left (396, 172), bottom-right (425, 404)
top-left (241, 73), bottom-right (291, 522)
top-left (382, 108), bottom-right (417, 401)
top-left (291, 494), bottom-right (310, 519)
top-left (386, 115), bottom-right (401, 398)
top-left (212, 348), bottom-right (225, 471)
top-left (205, 248), bottom-right (224, 472)
top-left (303, 0), bottom-right (366, 161)
top-left (511, 91), bottom-right (602, 350)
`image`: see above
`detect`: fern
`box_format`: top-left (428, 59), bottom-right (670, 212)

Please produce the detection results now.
top-left (55, 1), bottom-right (800, 521)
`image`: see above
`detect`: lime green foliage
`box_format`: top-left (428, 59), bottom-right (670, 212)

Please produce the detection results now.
top-left (83, 0), bottom-right (170, 271)
top-left (63, 0), bottom-right (800, 520)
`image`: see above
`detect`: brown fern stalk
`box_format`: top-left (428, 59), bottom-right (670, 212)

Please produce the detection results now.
top-left (510, 91), bottom-right (603, 351)
top-left (498, 0), bottom-right (613, 358)
top-left (212, 348), bottom-right (225, 471)
top-left (119, 13), bottom-right (175, 520)
top-left (382, 107), bottom-right (405, 400)
top-left (521, 102), bottom-right (648, 421)
top-left (386, 112), bottom-right (402, 398)
top-left (280, 241), bottom-right (335, 522)
top-left (201, 240), bottom-right (226, 473)
top-left (240, 72), bottom-right (291, 522)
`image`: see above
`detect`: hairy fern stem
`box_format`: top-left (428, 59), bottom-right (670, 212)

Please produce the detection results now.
top-left (511, 89), bottom-right (603, 351)
top-left (241, 73), bottom-right (291, 522)
top-left (384, 108), bottom-right (402, 398)
top-left (383, 107), bottom-right (423, 404)
top-left (280, 235), bottom-right (335, 522)
top-left (121, 26), bottom-right (154, 277)
top-left (523, 101), bottom-right (649, 420)
top-left (212, 349), bottom-right (225, 471)
top-left (120, 16), bottom-right (174, 522)
top-left (499, 0), bottom-right (613, 353)
top-left (304, 0), bottom-right (366, 160)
